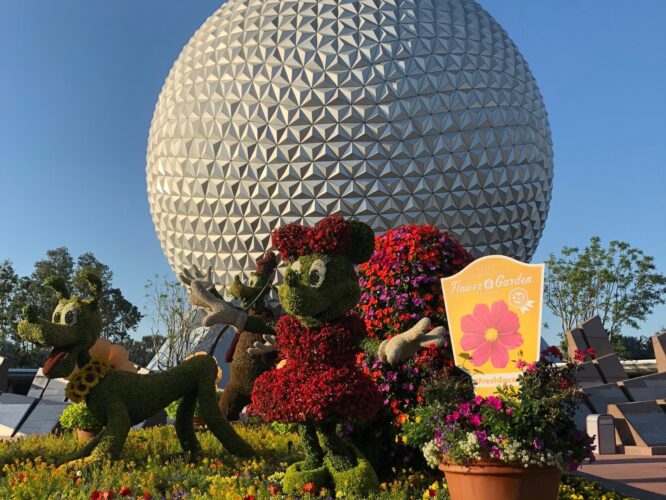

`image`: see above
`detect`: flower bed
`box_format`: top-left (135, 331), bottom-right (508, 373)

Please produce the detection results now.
top-left (0, 424), bottom-right (633, 499)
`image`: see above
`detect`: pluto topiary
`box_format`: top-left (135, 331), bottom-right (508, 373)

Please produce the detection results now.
top-left (17, 269), bottom-right (253, 465)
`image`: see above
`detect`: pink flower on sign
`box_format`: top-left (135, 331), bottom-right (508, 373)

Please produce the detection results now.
top-left (460, 300), bottom-right (523, 368)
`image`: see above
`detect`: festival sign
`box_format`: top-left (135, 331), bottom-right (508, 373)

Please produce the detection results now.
top-left (441, 255), bottom-right (544, 397)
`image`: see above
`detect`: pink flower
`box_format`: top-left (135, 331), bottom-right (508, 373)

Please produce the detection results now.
top-left (468, 413), bottom-right (482, 427)
top-left (485, 396), bottom-right (502, 411)
top-left (460, 301), bottom-right (523, 368)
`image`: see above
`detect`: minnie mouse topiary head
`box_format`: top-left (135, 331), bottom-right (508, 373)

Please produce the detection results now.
top-left (272, 215), bottom-right (374, 326)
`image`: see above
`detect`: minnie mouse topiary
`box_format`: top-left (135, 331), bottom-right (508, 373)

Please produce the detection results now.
top-left (183, 215), bottom-right (402, 496)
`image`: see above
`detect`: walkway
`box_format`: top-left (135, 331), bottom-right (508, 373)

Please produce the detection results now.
top-left (577, 454), bottom-right (666, 499)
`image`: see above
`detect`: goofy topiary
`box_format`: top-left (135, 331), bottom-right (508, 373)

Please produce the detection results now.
top-left (182, 215), bottom-right (388, 496)
top-left (17, 269), bottom-right (253, 464)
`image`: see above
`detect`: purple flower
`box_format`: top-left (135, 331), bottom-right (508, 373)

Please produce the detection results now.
top-left (532, 438), bottom-right (544, 450)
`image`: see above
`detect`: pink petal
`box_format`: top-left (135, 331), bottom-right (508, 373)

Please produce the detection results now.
top-left (489, 342), bottom-right (509, 368)
top-left (472, 303), bottom-right (493, 329)
top-left (471, 341), bottom-right (491, 367)
top-left (497, 331), bottom-right (523, 350)
top-left (490, 300), bottom-right (509, 326)
top-left (461, 332), bottom-right (486, 350)
top-left (495, 308), bottom-right (520, 335)
top-left (461, 314), bottom-right (486, 335)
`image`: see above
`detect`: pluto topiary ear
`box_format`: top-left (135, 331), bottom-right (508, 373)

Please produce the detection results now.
top-left (78, 268), bottom-right (103, 309)
top-left (44, 276), bottom-right (70, 300)
top-left (346, 220), bottom-right (375, 264)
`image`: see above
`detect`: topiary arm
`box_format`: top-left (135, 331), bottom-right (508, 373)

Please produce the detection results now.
top-left (179, 266), bottom-right (248, 330)
top-left (378, 318), bottom-right (447, 364)
top-left (243, 316), bottom-right (276, 334)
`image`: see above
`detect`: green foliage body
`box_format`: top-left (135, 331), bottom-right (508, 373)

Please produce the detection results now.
top-left (246, 218), bottom-right (379, 496)
top-left (219, 257), bottom-right (277, 420)
top-left (16, 273), bottom-right (252, 464)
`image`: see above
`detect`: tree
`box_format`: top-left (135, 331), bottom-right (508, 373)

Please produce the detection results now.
top-left (0, 260), bottom-right (18, 344)
top-left (125, 334), bottom-right (165, 367)
top-left (144, 275), bottom-right (200, 370)
top-left (545, 237), bottom-right (666, 339)
top-left (0, 248), bottom-right (143, 366)
top-left (612, 334), bottom-right (655, 360)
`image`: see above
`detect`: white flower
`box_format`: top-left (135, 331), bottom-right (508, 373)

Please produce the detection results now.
top-left (422, 440), bottom-right (441, 469)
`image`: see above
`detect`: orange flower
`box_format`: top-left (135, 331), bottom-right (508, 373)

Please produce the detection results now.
top-left (302, 482), bottom-right (318, 495)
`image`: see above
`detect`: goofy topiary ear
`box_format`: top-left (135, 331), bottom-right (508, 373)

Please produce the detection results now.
top-left (346, 220), bottom-right (375, 264)
top-left (78, 268), bottom-right (103, 309)
top-left (44, 276), bottom-right (70, 300)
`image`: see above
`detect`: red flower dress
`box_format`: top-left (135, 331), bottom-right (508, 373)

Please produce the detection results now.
top-left (250, 314), bottom-right (382, 423)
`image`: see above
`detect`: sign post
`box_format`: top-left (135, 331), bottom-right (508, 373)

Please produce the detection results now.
top-left (441, 255), bottom-right (545, 396)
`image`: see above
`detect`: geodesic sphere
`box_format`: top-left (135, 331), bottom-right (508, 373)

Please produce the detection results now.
top-left (147, 0), bottom-right (553, 287)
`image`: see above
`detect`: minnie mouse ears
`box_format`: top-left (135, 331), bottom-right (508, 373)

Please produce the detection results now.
top-left (271, 215), bottom-right (375, 264)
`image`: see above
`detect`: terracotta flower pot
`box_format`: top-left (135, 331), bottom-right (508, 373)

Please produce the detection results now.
top-left (439, 461), bottom-right (560, 500)
top-left (76, 428), bottom-right (99, 442)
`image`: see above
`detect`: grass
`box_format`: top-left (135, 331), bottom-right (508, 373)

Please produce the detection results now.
top-left (0, 424), bottom-right (634, 499)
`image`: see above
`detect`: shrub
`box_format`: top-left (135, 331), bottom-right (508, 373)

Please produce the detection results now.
top-left (357, 224), bottom-right (473, 339)
top-left (59, 403), bottom-right (101, 432)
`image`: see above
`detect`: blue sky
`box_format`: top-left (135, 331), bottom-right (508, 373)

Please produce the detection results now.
top-left (0, 1), bottom-right (664, 345)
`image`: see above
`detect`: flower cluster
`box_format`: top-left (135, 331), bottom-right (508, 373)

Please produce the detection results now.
top-left (274, 314), bottom-right (364, 366)
top-left (357, 224), bottom-right (473, 339)
top-left (271, 214), bottom-right (352, 261)
top-left (358, 343), bottom-right (454, 425)
top-left (0, 425), bottom-right (628, 499)
top-left (250, 315), bottom-right (383, 423)
top-left (417, 348), bottom-right (596, 472)
top-left (65, 357), bottom-right (112, 403)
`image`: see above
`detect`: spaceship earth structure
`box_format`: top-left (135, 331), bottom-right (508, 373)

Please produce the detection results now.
top-left (147, 0), bottom-right (553, 286)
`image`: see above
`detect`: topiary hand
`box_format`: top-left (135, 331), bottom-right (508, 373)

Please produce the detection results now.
top-left (247, 334), bottom-right (277, 356)
top-left (377, 318), bottom-right (446, 364)
top-left (179, 266), bottom-right (247, 330)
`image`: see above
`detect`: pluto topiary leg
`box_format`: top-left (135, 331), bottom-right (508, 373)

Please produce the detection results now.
top-left (175, 393), bottom-right (200, 456)
top-left (197, 379), bottom-right (254, 457)
top-left (90, 400), bottom-right (131, 461)
top-left (59, 432), bottom-right (103, 465)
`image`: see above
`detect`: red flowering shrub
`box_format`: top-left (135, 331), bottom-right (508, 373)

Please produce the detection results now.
top-left (347, 226), bottom-right (473, 469)
top-left (271, 214), bottom-right (353, 261)
top-left (251, 351), bottom-right (382, 423)
top-left (271, 223), bottom-right (311, 260)
top-left (274, 314), bottom-right (364, 367)
top-left (357, 224), bottom-right (473, 339)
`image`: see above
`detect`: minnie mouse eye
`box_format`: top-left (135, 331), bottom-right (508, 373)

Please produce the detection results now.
top-left (290, 261), bottom-right (302, 274)
top-left (308, 259), bottom-right (327, 288)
